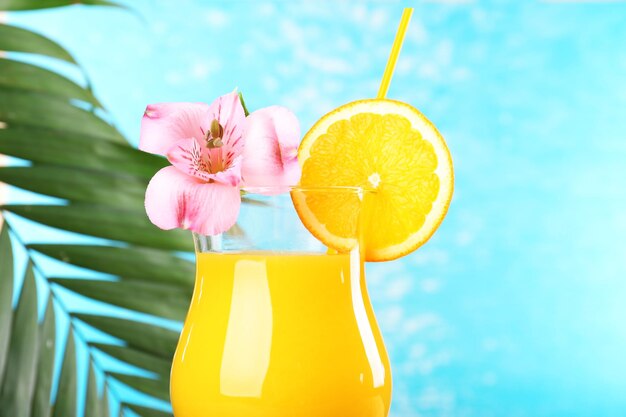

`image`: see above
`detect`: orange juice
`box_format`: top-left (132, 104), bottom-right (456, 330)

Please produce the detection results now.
top-left (171, 252), bottom-right (391, 417)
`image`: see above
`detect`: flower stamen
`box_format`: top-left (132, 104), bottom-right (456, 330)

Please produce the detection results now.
top-left (206, 119), bottom-right (225, 148)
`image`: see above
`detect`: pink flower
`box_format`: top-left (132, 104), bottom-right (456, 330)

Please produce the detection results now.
top-left (140, 92), bottom-right (300, 236)
top-left (242, 106), bottom-right (301, 188)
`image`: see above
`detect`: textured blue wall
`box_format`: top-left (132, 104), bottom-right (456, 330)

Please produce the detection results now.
top-left (8, 1), bottom-right (626, 416)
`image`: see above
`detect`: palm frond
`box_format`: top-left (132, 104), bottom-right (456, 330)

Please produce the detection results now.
top-left (0, 2), bottom-right (200, 416)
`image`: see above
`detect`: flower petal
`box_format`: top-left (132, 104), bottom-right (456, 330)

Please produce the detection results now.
top-left (167, 138), bottom-right (243, 186)
top-left (207, 92), bottom-right (245, 157)
top-left (145, 166), bottom-right (241, 235)
top-left (140, 102), bottom-right (210, 155)
top-left (166, 137), bottom-right (211, 181)
top-left (241, 106), bottom-right (301, 188)
top-left (205, 155), bottom-right (243, 187)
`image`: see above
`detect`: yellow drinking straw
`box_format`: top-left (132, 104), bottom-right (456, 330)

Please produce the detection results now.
top-left (377, 8), bottom-right (413, 99)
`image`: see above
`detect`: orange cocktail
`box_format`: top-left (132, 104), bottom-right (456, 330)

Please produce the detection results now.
top-left (171, 251), bottom-right (391, 417)
top-left (170, 188), bottom-right (391, 417)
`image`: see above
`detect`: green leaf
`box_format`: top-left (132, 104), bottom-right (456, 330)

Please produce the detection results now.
top-left (29, 245), bottom-right (194, 288)
top-left (52, 328), bottom-right (77, 417)
top-left (84, 361), bottom-right (100, 417)
top-left (30, 297), bottom-right (55, 417)
top-left (4, 205), bottom-right (192, 253)
top-left (238, 91), bottom-right (250, 117)
top-left (73, 314), bottom-right (178, 360)
top-left (107, 372), bottom-right (168, 402)
top-left (0, 166), bottom-right (147, 208)
top-left (0, 263), bottom-right (39, 417)
top-left (0, 58), bottom-right (101, 106)
top-left (50, 278), bottom-right (190, 321)
top-left (0, 0), bottom-right (122, 10)
top-left (0, 89), bottom-right (124, 143)
top-left (0, 126), bottom-right (167, 180)
top-left (0, 222), bottom-right (13, 384)
top-left (100, 387), bottom-right (110, 417)
top-left (0, 24), bottom-right (75, 64)
top-left (122, 403), bottom-right (173, 417)
top-left (89, 343), bottom-right (171, 379)
top-left (82, 0), bottom-right (123, 6)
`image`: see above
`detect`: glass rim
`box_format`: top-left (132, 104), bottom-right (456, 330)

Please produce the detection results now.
top-left (240, 185), bottom-right (375, 194)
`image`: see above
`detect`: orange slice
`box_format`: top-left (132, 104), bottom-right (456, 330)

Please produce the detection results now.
top-left (293, 99), bottom-right (453, 262)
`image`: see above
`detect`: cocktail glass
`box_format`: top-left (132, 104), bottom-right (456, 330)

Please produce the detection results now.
top-left (170, 186), bottom-right (391, 417)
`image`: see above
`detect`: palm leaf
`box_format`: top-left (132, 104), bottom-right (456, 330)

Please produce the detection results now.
top-left (89, 343), bottom-right (171, 379)
top-left (107, 373), bottom-right (168, 402)
top-left (0, 126), bottom-right (167, 179)
top-left (0, 90), bottom-right (125, 142)
top-left (0, 263), bottom-right (39, 417)
top-left (0, 0), bottom-right (122, 11)
top-left (0, 221), bottom-right (116, 417)
top-left (84, 362), bottom-right (100, 417)
top-left (73, 314), bottom-right (179, 360)
top-left (0, 166), bottom-right (146, 207)
top-left (29, 244), bottom-right (194, 287)
top-left (52, 329), bottom-right (77, 417)
top-left (30, 298), bottom-right (56, 417)
top-left (3, 205), bottom-right (191, 252)
top-left (0, 2), bottom-right (229, 415)
top-left (121, 403), bottom-right (173, 417)
top-left (100, 387), bottom-right (111, 417)
top-left (0, 23), bottom-right (76, 63)
top-left (0, 58), bottom-right (101, 106)
top-left (50, 278), bottom-right (190, 321)
top-left (0, 224), bottom-right (14, 384)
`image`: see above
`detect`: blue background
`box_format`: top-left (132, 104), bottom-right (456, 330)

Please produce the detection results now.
top-left (6, 1), bottom-right (626, 416)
